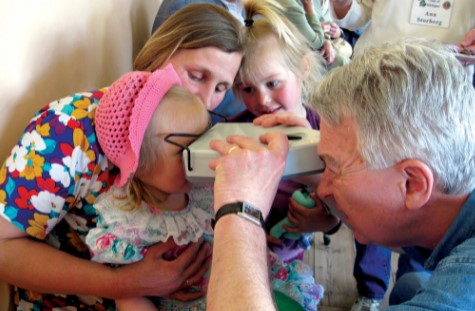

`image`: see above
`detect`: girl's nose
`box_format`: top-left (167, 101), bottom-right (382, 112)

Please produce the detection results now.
top-left (258, 92), bottom-right (271, 106)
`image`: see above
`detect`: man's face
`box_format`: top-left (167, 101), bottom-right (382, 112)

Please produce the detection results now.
top-left (316, 116), bottom-right (405, 245)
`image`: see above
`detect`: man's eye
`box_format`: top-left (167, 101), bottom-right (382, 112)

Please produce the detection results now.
top-left (318, 157), bottom-right (328, 171)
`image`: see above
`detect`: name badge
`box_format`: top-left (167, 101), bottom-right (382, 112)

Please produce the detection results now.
top-left (410, 0), bottom-right (453, 28)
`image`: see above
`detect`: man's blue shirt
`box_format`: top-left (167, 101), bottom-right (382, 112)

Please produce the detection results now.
top-left (389, 190), bottom-right (475, 310)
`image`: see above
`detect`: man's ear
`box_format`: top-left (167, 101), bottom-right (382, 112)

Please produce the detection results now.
top-left (397, 159), bottom-right (434, 210)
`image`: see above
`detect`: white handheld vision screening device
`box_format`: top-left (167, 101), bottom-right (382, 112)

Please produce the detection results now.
top-left (183, 123), bottom-right (324, 183)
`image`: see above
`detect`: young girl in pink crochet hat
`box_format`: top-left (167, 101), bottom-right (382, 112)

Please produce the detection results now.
top-left (85, 64), bottom-right (213, 310)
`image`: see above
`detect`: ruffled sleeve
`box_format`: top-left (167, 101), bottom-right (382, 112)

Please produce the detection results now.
top-left (86, 184), bottom-right (214, 264)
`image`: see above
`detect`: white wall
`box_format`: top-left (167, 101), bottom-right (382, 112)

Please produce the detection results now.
top-left (0, 0), bottom-right (162, 161)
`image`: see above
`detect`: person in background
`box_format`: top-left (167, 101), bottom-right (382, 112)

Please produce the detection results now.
top-left (310, 0), bottom-right (354, 62)
top-left (329, 0), bottom-right (475, 81)
top-left (206, 39), bottom-right (475, 310)
top-left (151, 0), bottom-right (246, 123)
top-left (0, 3), bottom-right (244, 310)
top-left (273, 0), bottom-right (347, 69)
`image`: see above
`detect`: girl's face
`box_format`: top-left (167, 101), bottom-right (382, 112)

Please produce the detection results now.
top-left (137, 95), bottom-right (209, 196)
top-left (139, 135), bottom-right (196, 195)
top-left (169, 47), bottom-right (242, 111)
top-left (237, 36), bottom-right (306, 118)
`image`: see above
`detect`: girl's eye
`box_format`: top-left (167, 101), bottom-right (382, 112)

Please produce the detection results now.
top-left (267, 81), bottom-right (280, 89)
top-left (241, 86), bottom-right (254, 94)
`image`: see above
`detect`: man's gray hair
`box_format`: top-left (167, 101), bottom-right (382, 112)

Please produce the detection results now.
top-left (312, 39), bottom-right (475, 194)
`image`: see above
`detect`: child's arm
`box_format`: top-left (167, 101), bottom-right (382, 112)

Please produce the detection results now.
top-left (286, 0), bottom-right (326, 50)
top-left (269, 189), bottom-right (316, 240)
top-left (285, 193), bottom-right (340, 234)
top-left (253, 112), bottom-right (312, 128)
top-left (116, 297), bottom-right (158, 311)
top-left (320, 39), bottom-right (336, 64)
top-left (290, 173), bottom-right (322, 190)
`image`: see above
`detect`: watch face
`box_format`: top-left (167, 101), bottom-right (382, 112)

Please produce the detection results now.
top-left (243, 203), bottom-right (262, 219)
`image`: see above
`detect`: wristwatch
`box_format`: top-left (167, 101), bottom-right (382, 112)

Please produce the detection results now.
top-left (212, 201), bottom-right (265, 230)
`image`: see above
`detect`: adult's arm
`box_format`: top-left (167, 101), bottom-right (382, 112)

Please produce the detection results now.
top-left (207, 133), bottom-right (289, 310)
top-left (208, 216), bottom-right (273, 310)
top-left (280, 0), bottom-right (325, 50)
top-left (0, 216), bottom-right (209, 299)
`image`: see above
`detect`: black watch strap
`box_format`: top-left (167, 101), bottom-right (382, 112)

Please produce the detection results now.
top-left (212, 202), bottom-right (265, 230)
top-left (324, 220), bottom-right (342, 235)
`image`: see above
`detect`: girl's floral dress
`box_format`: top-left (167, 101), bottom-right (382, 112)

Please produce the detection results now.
top-left (85, 185), bottom-right (214, 310)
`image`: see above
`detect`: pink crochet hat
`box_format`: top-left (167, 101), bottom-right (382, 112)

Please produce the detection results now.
top-left (95, 63), bottom-right (182, 188)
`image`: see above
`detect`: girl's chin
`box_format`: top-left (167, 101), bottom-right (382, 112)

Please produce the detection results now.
top-left (168, 181), bottom-right (193, 194)
top-left (181, 181), bottom-right (193, 192)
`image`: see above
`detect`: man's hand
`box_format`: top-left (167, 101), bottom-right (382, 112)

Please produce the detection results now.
top-left (210, 132), bottom-right (289, 218)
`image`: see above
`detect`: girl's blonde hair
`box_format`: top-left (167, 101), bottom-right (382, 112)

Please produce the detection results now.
top-left (237, 0), bottom-right (325, 102)
top-left (134, 3), bottom-right (245, 72)
top-left (119, 86), bottom-right (210, 211)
